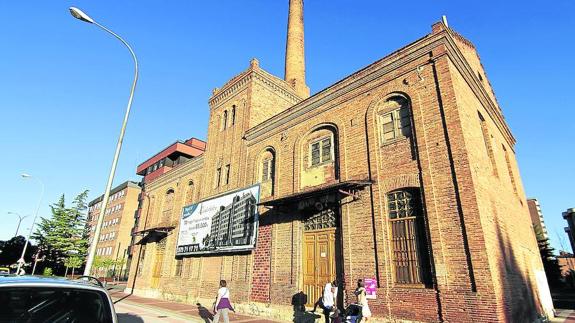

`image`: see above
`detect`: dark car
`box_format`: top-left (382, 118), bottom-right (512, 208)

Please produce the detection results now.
top-left (0, 275), bottom-right (117, 323)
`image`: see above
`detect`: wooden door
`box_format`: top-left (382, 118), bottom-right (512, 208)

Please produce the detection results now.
top-left (151, 242), bottom-right (165, 289)
top-left (303, 228), bottom-right (336, 307)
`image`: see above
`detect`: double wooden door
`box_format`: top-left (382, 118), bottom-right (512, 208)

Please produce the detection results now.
top-left (303, 228), bottom-right (336, 307)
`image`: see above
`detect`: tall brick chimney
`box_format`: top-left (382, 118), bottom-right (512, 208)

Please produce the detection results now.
top-left (284, 0), bottom-right (310, 98)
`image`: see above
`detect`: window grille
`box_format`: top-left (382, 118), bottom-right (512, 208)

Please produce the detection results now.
top-left (387, 189), bottom-right (430, 285)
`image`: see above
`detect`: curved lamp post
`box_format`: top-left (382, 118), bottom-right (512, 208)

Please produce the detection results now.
top-left (17, 174), bottom-right (44, 275)
top-left (69, 7), bottom-right (139, 276)
top-left (7, 212), bottom-right (30, 237)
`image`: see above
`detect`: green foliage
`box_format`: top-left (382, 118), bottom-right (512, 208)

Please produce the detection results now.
top-left (43, 267), bottom-right (53, 276)
top-left (32, 190), bottom-right (89, 274)
top-left (0, 236), bottom-right (37, 266)
top-left (533, 224), bottom-right (562, 287)
top-left (64, 256), bottom-right (83, 269)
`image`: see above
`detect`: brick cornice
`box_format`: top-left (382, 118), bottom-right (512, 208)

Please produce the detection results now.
top-left (244, 30), bottom-right (515, 147)
top-left (209, 68), bottom-right (301, 108)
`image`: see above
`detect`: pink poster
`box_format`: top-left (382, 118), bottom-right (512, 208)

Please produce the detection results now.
top-left (364, 278), bottom-right (377, 299)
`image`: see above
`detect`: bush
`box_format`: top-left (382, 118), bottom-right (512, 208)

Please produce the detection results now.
top-left (43, 267), bottom-right (53, 276)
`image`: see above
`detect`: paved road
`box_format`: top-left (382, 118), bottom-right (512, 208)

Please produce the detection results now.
top-left (115, 301), bottom-right (194, 323)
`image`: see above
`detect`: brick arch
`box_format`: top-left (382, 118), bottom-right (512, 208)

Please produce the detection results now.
top-left (379, 174), bottom-right (421, 193)
top-left (256, 146), bottom-right (276, 198)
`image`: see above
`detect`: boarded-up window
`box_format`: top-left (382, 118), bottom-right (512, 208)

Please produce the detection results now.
top-left (222, 110), bottom-right (228, 130)
top-left (224, 164), bottom-right (230, 185)
top-left (216, 168), bottom-right (221, 188)
top-left (174, 259), bottom-right (183, 277)
top-left (388, 189), bottom-right (431, 286)
top-left (478, 112), bottom-right (498, 176)
top-left (262, 158), bottom-right (273, 181)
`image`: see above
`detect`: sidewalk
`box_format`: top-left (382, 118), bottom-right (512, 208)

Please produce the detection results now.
top-left (108, 288), bottom-right (283, 322)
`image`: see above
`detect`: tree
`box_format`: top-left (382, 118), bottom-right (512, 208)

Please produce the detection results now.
top-left (0, 236), bottom-right (37, 267)
top-left (32, 190), bottom-right (89, 275)
top-left (534, 224), bottom-right (562, 288)
top-left (64, 256), bottom-right (83, 278)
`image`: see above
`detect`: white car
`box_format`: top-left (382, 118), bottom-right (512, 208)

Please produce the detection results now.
top-left (0, 275), bottom-right (117, 323)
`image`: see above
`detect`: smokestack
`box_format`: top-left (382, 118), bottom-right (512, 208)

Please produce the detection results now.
top-left (284, 0), bottom-right (310, 98)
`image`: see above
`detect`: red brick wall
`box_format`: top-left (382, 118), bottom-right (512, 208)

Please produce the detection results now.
top-left (250, 224), bottom-right (272, 302)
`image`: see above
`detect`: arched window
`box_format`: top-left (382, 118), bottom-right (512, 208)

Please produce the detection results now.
top-left (186, 180), bottom-right (194, 204)
top-left (387, 188), bottom-right (431, 286)
top-left (258, 148), bottom-right (275, 197)
top-left (231, 105), bottom-right (236, 125)
top-left (162, 189), bottom-right (175, 224)
top-left (378, 96), bottom-right (412, 144)
top-left (301, 125), bottom-right (339, 188)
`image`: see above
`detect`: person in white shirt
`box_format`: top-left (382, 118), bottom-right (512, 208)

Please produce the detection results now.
top-left (321, 280), bottom-right (338, 323)
top-left (213, 280), bottom-right (234, 323)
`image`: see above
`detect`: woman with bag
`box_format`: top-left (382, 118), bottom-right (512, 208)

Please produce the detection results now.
top-left (213, 280), bottom-right (234, 323)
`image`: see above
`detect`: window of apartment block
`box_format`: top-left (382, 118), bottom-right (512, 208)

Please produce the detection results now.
top-left (310, 137), bottom-right (332, 167)
top-left (378, 96), bottom-right (412, 144)
top-left (387, 188), bottom-right (431, 286)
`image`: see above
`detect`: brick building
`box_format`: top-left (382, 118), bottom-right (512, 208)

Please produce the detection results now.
top-left (126, 1), bottom-right (553, 321)
top-left (86, 180), bottom-right (141, 278)
top-left (528, 198), bottom-right (550, 241)
top-left (563, 208), bottom-right (575, 253)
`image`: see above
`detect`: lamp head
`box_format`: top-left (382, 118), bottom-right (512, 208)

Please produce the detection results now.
top-left (69, 7), bottom-right (95, 24)
top-left (21, 173), bottom-right (31, 178)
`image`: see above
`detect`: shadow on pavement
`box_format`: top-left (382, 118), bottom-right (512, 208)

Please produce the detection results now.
top-left (114, 293), bottom-right (132, 304)
top-left (196, 303), bottom-right (214, 323)
top-left (117, 313), bottom-right (145, 323)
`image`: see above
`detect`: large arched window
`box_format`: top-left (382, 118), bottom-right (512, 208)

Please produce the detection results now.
top-left (387, 188), bottom-right (431, 286)
top-left (300, 125), bottom-right (339, 188)
top-left (378, 96), bottom-right (412, 145)
top-left (162, 189), bottom-right (175, 224)
top-left (258, 148), bottom-right (275, 198)
top-left (186, 180), bottom-right (194, 204)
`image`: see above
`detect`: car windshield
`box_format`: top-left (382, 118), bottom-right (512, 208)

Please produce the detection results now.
top-left (0, 287), bottom-right (112, 323)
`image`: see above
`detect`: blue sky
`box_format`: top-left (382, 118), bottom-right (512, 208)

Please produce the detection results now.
top-left (0, 1), bottom-right (573, 252)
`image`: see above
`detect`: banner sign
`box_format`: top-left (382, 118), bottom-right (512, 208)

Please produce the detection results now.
top-left (364, 278), bottom-right (377, 299)
top-left (176, 185), bottom-right (260, 256)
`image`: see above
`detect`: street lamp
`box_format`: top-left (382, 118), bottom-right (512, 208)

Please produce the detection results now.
top-left (7, 212), bottom-right (30, 237)
top-left (69, 6), bottom-right (139, 276)
top-left (17, 174), bottom-right (45, 275)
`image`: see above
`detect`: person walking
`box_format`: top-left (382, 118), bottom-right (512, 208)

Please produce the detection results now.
top-left (320, 280), bottom-right (337, 323)
top-left (213, 280), bottom-right (234, 323)
top-left (355, 279), bottom-right (371, 322)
